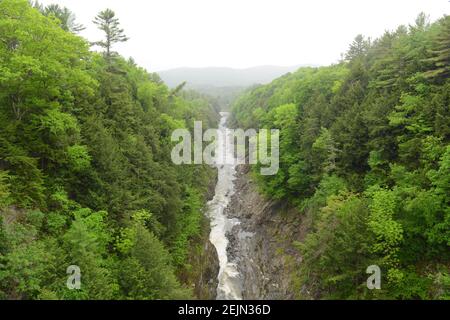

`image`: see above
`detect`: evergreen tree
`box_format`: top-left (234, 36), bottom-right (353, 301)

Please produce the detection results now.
top-left (424, 15), bottom-right (450, 80)
top-left (37, 3), bottom-right (85, 33)
top-left (345, 34), bottom-right (370, 62)
top-left (93, 9), bottom-right (129, 59)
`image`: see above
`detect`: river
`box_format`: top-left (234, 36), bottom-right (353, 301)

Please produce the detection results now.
top-left (206, 111), bottom-right (243, 300)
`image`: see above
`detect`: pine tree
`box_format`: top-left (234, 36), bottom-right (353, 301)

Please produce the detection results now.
top-left (93, 9), bottom-right (129, 59)
top-left (30, 2), bottom-right (86, 33)
top-left (43, 4), bottom-right (85, 33)
top-left (424, 15), bottom-right (450, 80)
top-left (345, 34), bottom-right (370, 62)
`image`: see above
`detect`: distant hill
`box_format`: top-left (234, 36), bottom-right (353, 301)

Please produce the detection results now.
top-left (158, 65), bottom-right (310, 88)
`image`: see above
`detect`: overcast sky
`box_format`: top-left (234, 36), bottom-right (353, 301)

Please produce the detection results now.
top-left (39, 0), bottom-right (449, 72)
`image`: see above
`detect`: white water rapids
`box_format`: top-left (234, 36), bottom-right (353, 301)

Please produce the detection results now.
top-left (207, 112), bottom-right (243, 300)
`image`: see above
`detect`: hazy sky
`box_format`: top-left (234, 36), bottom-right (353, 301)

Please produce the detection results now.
top-left (39, 0), bottom-right (449, 71)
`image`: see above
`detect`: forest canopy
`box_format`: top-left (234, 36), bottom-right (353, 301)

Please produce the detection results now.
top-left (0, 0), bottom-right (448, 301)
top-left (0, 0), bottom-right (219, 299)
top-left (232, 13), bottom-right (450, 299)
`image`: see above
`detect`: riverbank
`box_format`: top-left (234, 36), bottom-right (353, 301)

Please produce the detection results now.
top-left (224, 164), bottom-right (305, 299)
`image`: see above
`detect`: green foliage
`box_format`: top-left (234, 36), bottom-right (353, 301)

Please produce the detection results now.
top-left (66, 145), bottom-right (91, 172)
top-left (0, 0), bottom-right (218, 300)
top-left (368, 189), bottom-right (403, 264)
top-left (118, 223), bottom-right (192, 299)
top-left (169, 187), bottom-right (203, 267)
top-left (233, 13), bottom-right (450, 299)
top-left (0, 239), bottom-right (58, 299)
top-left (299, 193), bottom-right (373, 299)
top-left (93, 9), bottom-right (129, 59)
top-left (423, 16), bottom-right (450, 80)
top-left (62, 210), bottom-right (119, 299)
top-left (0, 171), bottom-right (11, 208)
